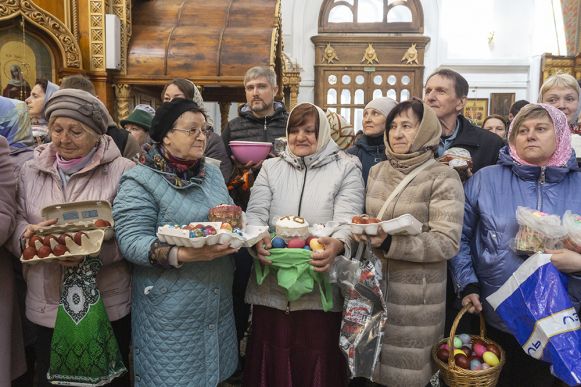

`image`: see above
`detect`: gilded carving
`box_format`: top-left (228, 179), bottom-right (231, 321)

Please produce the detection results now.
top-left (114, 83), bottom-right (131, 122)
top-left (361, 43), bottom-right (379, 65)
top-left (89, 0), bottom-right (105, 71)
top-left (0, 0), bottom-right (19, 15)
top-left (0, 0), bottom-right (82, 68)
top-left (401, 43), bottom-right (419, 65)
top-left (322, 43), bottom-right (339, 64)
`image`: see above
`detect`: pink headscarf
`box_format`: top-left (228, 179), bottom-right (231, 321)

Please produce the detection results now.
top-left (508, 103), bottom-right (572, 167)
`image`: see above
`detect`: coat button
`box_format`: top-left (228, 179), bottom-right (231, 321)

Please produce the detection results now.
top-left (213, 288), bottom-right (219, 295)
top-left (135, 375), bottom-right (140, 382)
top-left (209, 324), bottom-right (215, 330)
top-left (160, 287), bottom-right (167, 294)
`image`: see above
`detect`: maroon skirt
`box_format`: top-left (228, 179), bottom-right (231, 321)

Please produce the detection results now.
top-left (243, 305), bottom-right (348, 387)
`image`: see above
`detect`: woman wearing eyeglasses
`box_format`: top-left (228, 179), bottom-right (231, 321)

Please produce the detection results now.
top-left (113, 98), bottom-right (240, 386)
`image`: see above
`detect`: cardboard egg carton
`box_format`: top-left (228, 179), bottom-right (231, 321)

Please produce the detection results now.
top-left (37, 200), bottom-right (114, 239)
top-left (21, 229), bottom-right (105, 264)
top-left (20, 200), bottom-right (112, 264)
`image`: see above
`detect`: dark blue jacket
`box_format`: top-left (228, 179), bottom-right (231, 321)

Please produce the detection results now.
top-left (346, 135), bottom-right (385, 186)
top-left (450, 146), bottom-right (581, 331)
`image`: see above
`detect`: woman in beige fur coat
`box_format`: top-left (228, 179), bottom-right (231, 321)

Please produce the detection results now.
top-left (354, 99), bottom-right (465, 387)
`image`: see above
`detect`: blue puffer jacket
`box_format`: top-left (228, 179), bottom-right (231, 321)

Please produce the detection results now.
top-left (112, 162), bottom-right (237, 387)
top-left (450, 146), bottom-right (581, 332)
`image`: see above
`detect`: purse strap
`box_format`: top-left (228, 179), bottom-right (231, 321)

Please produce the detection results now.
top-left (376, 158), bottom-right (435, 220)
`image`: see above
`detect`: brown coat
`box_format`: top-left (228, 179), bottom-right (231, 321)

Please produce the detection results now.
top-left (366, 103), bottom-right (465, 386)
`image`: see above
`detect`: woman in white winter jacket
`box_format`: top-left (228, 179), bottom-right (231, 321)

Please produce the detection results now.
top-left (243, 102), bottom-right (364, 387)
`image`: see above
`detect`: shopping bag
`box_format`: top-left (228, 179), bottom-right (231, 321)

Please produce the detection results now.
top-left (331, 241), bottom-right (387, 380)
top-left (48, 256), bottom-right (126, 386)
top-left (486, 253), bottom-right (581, 386)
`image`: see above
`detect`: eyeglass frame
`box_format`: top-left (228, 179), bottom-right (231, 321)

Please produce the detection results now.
top-left (171, 124), bottom-right (210, 137)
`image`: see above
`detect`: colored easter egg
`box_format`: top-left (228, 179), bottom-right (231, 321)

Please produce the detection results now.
top-left (482, 351), bottom-right (500, 367)
top-left (303, 245), bottom-right (311, 250)
top-left (287, 238), bottom-right (306, 248)
top-left (271, 237), bottom-right (286, 248)
top-left (459, 333), bottom-right (471, 345)
top-left (453, 349), bottom-right (464, 357)
top-left (473, 342), bottom-right (487, 358)
top-left (439, 343), bottom-right (450, 352)
top-left (470, 359), bottom-right (482, 371)
top-left (309, 238), bottom-right (324, 252)
top-left (453, 336), bottom-right (463, 349)
top-left (436, 348), bottom-right (449, 362)
top-left (454, 354), bottom-right (469, 369)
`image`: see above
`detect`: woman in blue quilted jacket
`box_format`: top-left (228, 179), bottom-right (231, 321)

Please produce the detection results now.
top-left (113, 98), bottom-right (239, 386)
top-left (450, 103), bottom-right (581, 387)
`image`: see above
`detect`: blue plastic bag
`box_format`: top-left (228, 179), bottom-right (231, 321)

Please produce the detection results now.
top-left (487, 253), bottom-right (581, 386)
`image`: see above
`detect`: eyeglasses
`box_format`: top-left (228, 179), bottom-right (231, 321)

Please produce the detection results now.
top-left (171, 126), bottom-right (210, 137)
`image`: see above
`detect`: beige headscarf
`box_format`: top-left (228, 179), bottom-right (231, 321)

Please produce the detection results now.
top-left (325, 110), bottom-right (354, 150)
top-left (384, 102), bottom-right (441, 172)
top-left (286, 102), bottom-right (332, 158)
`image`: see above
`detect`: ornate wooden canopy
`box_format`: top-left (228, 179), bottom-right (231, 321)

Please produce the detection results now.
top-left (115, 0), bottom-right (297, 125)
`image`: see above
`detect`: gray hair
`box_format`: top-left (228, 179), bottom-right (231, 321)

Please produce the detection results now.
top-left (244, 66), bottom-right (277, 87)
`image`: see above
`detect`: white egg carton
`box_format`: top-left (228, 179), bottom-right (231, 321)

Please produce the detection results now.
top-left (157, 223), bottom-right (270, 249)
top-left (350, 214), bottom-right (422, 236)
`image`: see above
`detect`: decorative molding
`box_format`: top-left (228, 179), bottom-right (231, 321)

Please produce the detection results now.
top-left (89, 0), bottom-right (105, 71)
top-left (71, 0), bottom-right (79, 41)
top-left (322, 43), bottom-right (339, 64)
top-left (361, 43), bottom-right (379, 64)
top-left (113, 83), bottom-right (131, 122)
top-left (401, 43), bottom-right (419, 65)
top-left (0, 0), bottom-right (82, 68)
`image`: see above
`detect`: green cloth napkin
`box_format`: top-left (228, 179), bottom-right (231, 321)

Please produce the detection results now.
top-left (254, 248), bottom-right (333, 311)
top-left (48, 256), bottom-right (126, 386)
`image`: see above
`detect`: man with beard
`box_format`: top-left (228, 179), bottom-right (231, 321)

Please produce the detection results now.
top-left (222, 66), bottom-right (288, 153)
top-left (221, 66), bottom-right (288, 383)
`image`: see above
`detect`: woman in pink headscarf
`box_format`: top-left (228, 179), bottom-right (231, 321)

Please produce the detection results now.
top-left (451, 103), bottom-right (581, 386)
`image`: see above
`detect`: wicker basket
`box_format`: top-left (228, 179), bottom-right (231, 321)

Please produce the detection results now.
top-left (432, 304), bottom-right (506, 387)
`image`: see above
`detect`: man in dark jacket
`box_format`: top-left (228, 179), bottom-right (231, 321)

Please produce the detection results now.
top-left (221, 66), bottom-right (288, 383)
top-left (424, 68), bottom-right (504, 339)
top-left (222, 66), bottom-right (288, 156)
top-left (424, 68), bottom-right (504, 173)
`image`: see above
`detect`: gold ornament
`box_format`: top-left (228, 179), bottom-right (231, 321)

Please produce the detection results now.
top-left (361, 43), bottom-right (379, 65)
top-left (401, 43), bottom-right (419, 65)
top-left (322, 43), bottom-right (339, 64)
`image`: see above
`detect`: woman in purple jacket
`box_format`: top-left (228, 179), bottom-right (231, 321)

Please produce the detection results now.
top-left (450, 103), bottom-right (581, 387)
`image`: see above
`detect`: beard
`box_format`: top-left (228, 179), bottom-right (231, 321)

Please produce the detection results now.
top-left (249, 98), bottom-right (273, 115)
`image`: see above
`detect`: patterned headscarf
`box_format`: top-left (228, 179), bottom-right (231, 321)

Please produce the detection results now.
top-left (508, 103), bottom-right (571, 167)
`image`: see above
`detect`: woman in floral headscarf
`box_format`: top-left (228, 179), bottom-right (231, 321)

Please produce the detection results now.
top-left (451, 103), bottom-right (581, 387)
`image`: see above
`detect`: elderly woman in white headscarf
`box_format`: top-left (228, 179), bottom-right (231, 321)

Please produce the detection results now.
top-left (243, 102), bottom-right (364, 387)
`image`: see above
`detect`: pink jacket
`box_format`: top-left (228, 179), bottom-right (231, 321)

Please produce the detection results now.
top-left (10, 135), bottom-right (135, 327)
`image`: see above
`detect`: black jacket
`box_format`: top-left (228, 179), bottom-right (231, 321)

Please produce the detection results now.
top-left (346, 135), bottom-right (385, 187)
top-left (221, 101), bottom-right (288, 154)
top-left (450, 115), bottom-right (505, 173)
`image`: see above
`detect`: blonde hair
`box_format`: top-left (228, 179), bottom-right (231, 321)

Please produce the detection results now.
top-left (539, 73), bottom-right (580, 100)
top-left (508, 104), bottom-right (551, 144)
